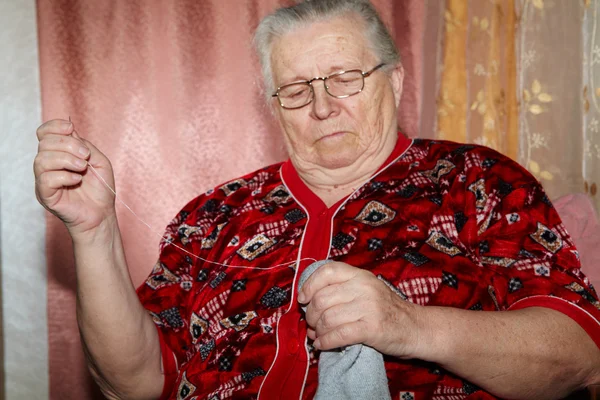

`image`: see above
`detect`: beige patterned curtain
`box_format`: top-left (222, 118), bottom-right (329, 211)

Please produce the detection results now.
top-left (517, 0), bottom-right (586, 202)
top-left (434, 0), bottom-right (600, 212)
top-left (583, 0), bottom-right (600, 209)
top-left (436, 0), bottom-right (518, 160)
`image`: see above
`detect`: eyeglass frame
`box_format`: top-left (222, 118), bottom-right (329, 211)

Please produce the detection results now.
top-left (271, 63), bottom-right (386, 110)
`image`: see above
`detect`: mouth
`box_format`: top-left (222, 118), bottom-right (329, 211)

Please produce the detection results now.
top-left (317, 131), bottom-right (347, 142)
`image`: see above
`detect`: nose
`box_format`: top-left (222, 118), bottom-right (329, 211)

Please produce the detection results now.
top-left (310, 78), bottom-right (337, 120)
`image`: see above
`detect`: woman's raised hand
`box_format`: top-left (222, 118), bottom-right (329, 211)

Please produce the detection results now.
top-left (34, 119), bottom-right (117, 240)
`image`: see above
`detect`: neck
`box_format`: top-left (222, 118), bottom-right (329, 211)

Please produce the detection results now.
top-left (302, 170), bottom-right (375, 208)
top-left (294, 133), bottom-right (399, 207)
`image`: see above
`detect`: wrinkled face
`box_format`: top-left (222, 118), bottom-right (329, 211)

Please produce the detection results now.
top-left (270, 15), bottom-right (403, 171)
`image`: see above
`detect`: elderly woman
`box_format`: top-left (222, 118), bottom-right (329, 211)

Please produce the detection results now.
top-left (34, 0), bottom-right (599, 399)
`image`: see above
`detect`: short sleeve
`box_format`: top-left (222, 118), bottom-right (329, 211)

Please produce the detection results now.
top-left (136, 193), bottom-right (218, 398)
top-left (458, 146), bottom-right (600, 349)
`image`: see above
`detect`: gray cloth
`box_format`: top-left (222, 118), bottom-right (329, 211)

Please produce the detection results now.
top-left (298, 260), bottom-right (392, 400)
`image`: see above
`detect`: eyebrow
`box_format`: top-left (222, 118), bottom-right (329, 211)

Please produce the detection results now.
top-left (278, 65), bottom-right (361, 86)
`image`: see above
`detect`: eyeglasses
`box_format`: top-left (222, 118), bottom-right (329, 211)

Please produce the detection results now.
top-left (272, 63), bottom-right (386, 110)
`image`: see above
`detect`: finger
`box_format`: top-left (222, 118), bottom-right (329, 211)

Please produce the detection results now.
top-left (305, 283), bottom-right (352, 327)
top-left (78, 136), bottom-right (111, 168)
top-left (36, 119), bottom-right (74, 140)
top-left (38, 134), bottom-right (91, 160)
top-left (299, 262), bottom-right (360, 303)
top-left (314, 321), bottom-right (367, 351)
top-left (314, 302), bottom-right (363, 338)
top-left (307, 327), bottom-right (316, 341)
top-left (36, 170), bottom-right (82, 200)
top-left (34, 150), bottom-right (88, 177)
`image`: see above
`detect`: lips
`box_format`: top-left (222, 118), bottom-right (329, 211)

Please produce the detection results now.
top-left (318, 131), bottom-right (347, 141)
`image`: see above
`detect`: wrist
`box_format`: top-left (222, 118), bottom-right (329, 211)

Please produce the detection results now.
top-left (405, 305), bottom-right (447, 363)
top-left (70, 213), bottom-right (120, 247)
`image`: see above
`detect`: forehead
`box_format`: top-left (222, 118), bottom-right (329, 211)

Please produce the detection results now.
top-left (270, 15), bottom-right (375, 82)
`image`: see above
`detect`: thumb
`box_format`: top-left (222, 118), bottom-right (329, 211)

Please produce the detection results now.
top-left (70, 129), bottom-right (91, 160)
top-left (79, 137), bottom-right (106, 166)
top-left (71, 131), bottom-right (108, 170)
top-left (75, 136), bottom-right (115, 188)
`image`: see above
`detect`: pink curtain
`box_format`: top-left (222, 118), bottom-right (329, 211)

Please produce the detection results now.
top-left (37, 0), bottom-right (425, 398)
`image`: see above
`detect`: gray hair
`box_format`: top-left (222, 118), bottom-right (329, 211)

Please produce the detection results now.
top-left (253, 0), bottom-right (401, 101)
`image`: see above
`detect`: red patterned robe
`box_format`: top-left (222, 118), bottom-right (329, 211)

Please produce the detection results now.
top-left (137, 135), bottom-right (600, 400)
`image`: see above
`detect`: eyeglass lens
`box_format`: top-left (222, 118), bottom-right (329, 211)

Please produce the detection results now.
top-left (277, 70), bottom-right (365, 109)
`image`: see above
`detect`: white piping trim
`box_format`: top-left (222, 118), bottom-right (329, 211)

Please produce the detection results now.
top-left (257, 165), bottom-right (312, 400)
top-left (280, 167), bottom-right (314, 400)
top-left (298, 335), bottom-right (310, 400)
top-left (256, 308), bottom-right (283, 400)
top-left (508, 295), bottom-right (600, 329)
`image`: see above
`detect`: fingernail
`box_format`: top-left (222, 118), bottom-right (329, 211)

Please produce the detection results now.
top-left (74, 158), bottom-right (86, 168)
top-left (313, 339), bottom-right (321, 349)
top-left (79, 146), bottom-right (90, 157)
top-left (71, 173), bottom-right (82, 181)
top-left (63, 120), bottom-right (73, 128)
top-left (297, 292), bottom-right (306, 303)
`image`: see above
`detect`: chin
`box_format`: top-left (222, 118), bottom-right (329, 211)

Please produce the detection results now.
top-left (313, 151), bottom-right (359, 170)
top-left (310, 136), bottom-right (364, 168)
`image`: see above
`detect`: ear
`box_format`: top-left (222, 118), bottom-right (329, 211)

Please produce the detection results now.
top-left (389, 63), bottom-right (404, 109)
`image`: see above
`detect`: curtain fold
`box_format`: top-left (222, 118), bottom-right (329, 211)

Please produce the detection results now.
top-left (436, 0), bottom-right (468, 144)
top-left (583, 0), bottom-right (600, 211)
top-left (437, 0), bottom-right (519, 160)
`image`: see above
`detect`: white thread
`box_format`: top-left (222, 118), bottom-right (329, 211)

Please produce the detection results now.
top-left (85, 161), bottom-right (317, 270)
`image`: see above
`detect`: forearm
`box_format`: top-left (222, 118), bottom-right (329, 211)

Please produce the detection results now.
top-left (415, 306), bottom-right (600, 399)
top-left (73, 215), bottom-right (163, 400)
